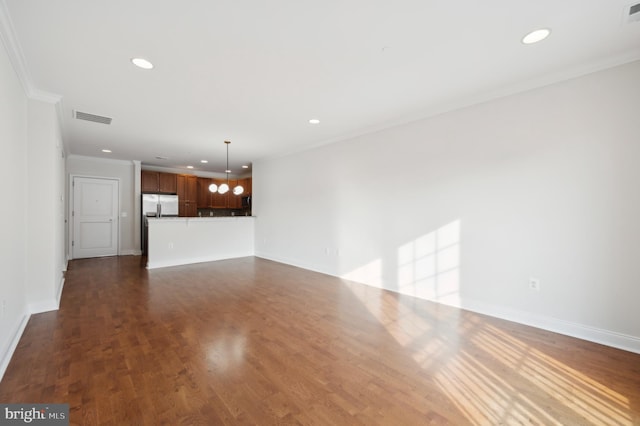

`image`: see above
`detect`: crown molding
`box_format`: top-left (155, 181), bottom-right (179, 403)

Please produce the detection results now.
top-left (66, 154), bottom-right (137, 167)
top-left (30, 87), bottom-right (62, 103)
top-left (54, 98), bottom-right (69, 156)
top-left (0, 0), bottom-right (61, 104)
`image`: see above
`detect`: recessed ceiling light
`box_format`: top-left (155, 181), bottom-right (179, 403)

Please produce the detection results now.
top-left (131, 58), bottom-right (154, 69)
top-left (186, 165), bottom-right (194, 169)
top-left (225, 169), bottom-right (232, 173)
top-left (242, 165), bottom-right (249, 169)
top-left (309, 119), bottom-right (320, 124)
top-left (522, 28), bottom-right (551, 45)
top-left (200, 160), bottom-right (208, 163)
top-left (101, 149), bottom-right (112, 153)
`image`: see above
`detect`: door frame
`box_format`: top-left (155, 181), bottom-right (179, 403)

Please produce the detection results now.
top-left (68, 174), bottom-right (121, 260)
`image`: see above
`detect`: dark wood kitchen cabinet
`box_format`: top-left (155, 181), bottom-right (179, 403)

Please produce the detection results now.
top-left (197, 177), bottom-right (212, 208)
top-left (141, 170), bottom-right (158, 192)
top-left (241, 177), bottom-right (252, 195)
top-left (228, 179), bottom-right (242, 209)
top-left (141, 171), bottom-right (177, 194)
top-left (211, 178), bottom-right (229, 208)
top-left (198, 178), bottom-right (229, 208)
top-left (159, 172), bottom-right (177, 193)
top-left (198, 177), bottom-right (231, 208)
top-left (197, 176), bottom-right (252, 209)
top-left (229, 178), bottom-right (251, 208)
top-left (177, 175), bottom-right (198, 217)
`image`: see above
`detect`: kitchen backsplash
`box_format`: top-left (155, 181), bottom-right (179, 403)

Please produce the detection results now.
top-left (197, 208), bottom-right (251, 217)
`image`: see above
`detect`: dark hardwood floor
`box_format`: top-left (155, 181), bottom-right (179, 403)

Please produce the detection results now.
top-left (1, 256), bottom-right (639, 425)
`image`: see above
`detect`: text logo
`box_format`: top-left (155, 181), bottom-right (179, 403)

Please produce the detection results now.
top-left (0, 404), bottom-right (68, 425)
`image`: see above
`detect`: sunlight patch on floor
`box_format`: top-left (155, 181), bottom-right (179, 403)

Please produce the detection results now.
top-left (430, 323), bottom-right (632, 424)
top-left (339, 217), bottom-right (632, 424)
top-left (341, 258), bottom-right (383, 288)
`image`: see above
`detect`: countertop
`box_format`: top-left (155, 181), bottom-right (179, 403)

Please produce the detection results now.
top-left (147, 216), bottom-right (255, 222)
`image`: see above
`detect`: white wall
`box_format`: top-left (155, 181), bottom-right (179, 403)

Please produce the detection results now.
top-left (0, 32), bottom-right (65, 380)
top-left (0, 27), bottom-right (29, 377)
top-left (66, 155), bottom-right (139, 256)
top-left (254, 60), bottom-right (640, 353)
top-left (26, 99), bottom-right (66, 312)
top-left (147, 217), bottom-right (255, 269)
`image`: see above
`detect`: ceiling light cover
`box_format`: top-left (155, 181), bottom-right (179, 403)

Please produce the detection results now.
top-left (200, 160), bottom-right (208, 163)
top-left (101, 149), bottom-right (112, 153)
top-left (522, 28), bottom-right (551, 44)
top-left (309, 119), bottom-right (320, 124)
top-left (131, 58), bottom-right (154, 69)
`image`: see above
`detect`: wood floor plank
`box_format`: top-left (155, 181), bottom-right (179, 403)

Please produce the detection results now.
top-left (1, 255), bottom-right (639, 425)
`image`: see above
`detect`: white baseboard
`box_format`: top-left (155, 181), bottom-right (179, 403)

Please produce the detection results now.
top-left (1, 275), bottom-right (65, 381)
top-left (121, 249), bottom-right (142, 256)
top-left (28, 275), bottom-right (64, 315)
top-left (0, 313), bottom-right (30, 382)
top-left (255, 253), bottom-right (640, 355)
top-left (28, 299), bottom-right (59, 314)
top-left (56, 275), bottom-right (65, 307)
top-left (456, 298), bottom-right (640, 354)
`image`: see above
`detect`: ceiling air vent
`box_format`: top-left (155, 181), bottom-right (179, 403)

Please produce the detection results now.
top-left (73, 110), bottom-right (112, 125)
top-left (627, 2), bottom-right (640, 23)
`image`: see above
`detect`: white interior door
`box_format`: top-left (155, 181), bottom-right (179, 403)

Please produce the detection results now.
top-left (72, 177), bottom-right (119, 259)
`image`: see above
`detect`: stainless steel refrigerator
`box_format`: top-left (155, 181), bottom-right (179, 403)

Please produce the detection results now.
top-left (141, 194), bottom-right (179, 254)
top-left (142, 194), bottom-right (179, 218)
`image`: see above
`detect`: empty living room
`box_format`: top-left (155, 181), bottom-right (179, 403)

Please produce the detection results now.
top-left (1, 1), bottom-right (640, 424)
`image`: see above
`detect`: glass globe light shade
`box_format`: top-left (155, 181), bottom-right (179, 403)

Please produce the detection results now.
top-left (208, 183), bottom-right (218, 193)
top-left (218, 183), bottom-right (229, 194)
top-left (233, 185), bottom-right (244, 195)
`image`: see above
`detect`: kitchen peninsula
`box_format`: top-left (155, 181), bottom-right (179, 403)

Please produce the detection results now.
top-left (146, 216), bottom-right (254, 269)
top-left (141, 169), bottom-right (254, 268)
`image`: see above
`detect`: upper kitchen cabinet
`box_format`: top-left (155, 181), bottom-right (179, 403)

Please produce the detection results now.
top-left (230, 178), bottom-right (251, 207)
top-left (211, 178), bottom-right (229, 208)
top-left (159, 173), bottom-right (177, 193)
top-left (177, 175), bottom-right (198, 217)
top-left (196, 176), bottom-right (252, 209)
top-left (239, 177), bottom-right (252, 195)
top-left (197, 177), bottom-right (213, 208)
top-left (142, 171), bottom-right (177, 194)
top-left (141, 170), bottom-right (157, 192)
top-left (227, 179), bottom-right (245, 209)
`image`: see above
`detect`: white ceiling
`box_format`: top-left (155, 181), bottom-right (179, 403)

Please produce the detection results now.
top-left (2, 0), bottom-right (640, 174)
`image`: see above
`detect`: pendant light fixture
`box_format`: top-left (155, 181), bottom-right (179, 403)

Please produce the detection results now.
top-left (209, 141), bottom-right (244, 195)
